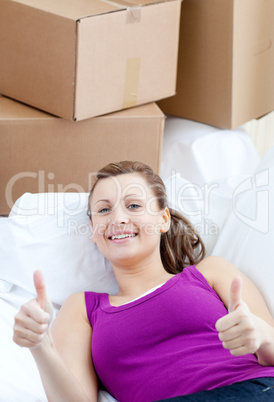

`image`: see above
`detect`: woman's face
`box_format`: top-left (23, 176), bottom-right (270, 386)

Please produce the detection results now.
top-left (89, 173), bottom-right (170, 268)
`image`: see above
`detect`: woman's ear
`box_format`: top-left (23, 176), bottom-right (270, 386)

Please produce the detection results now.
top-left (160, 207), bottom-right (171, 233)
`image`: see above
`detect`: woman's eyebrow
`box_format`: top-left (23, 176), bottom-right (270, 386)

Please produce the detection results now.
top-left (93, 194), bottom-right (144, 206)
top-left (93, 199), bottom-right (110, 206)
top-left (124, 193), bottom-right (144, 199)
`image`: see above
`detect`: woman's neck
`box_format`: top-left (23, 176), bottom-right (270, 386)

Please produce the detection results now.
top-left (112, 259), bottom-right (174, 300)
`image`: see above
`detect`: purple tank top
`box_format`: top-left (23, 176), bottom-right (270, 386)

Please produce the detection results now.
top-left (85, 265), bottom-right (274, 402)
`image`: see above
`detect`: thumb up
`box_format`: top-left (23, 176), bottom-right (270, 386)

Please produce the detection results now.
top-left (13, 270), bottom-right (53, 349)
top-left (33, 270), bottom-right (54, 324)
top-left (215, 276), bottom-right (262, 356)
top-left (34, 270), bottom-right (49, 310)
top-left (228, 276), bottom-right (243, 313)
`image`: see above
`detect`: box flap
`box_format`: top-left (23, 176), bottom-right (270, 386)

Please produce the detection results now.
top-left (0, 95), bottom-right (164, 120)
top-left (0, 95), bottom-right (55, 120)
top-left (100, 102), bottom-right (165, 118)
top-left (8, 0), bottom-right (118, 19)
top-left (10, 0), bottom-right (176, 20)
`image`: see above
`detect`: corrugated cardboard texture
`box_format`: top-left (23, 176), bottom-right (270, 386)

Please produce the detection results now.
top-left (0, 1), bottom-right (76, 119)
top-left (0, 96), bottom-right (165, 214)
top-left (158, 0), bottom-right (274, 129)
top-left (0, 0), bottom-right (181, 121)
top-left (232, 0), bottom-right (274, 127)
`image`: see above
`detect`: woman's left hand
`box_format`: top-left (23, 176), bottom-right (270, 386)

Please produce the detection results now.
top-left (215, 276), bottom-right (264, 356)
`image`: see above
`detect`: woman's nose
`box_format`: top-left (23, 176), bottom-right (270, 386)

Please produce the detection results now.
top-left (111, 205), bottom-right (129, 224)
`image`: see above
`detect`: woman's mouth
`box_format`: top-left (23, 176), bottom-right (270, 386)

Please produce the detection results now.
top-left (108, 233), bottom-right (137, 240)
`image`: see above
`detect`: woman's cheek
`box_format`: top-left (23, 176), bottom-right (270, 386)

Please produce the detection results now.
top-left (91, 221), bottom-right (107, 244)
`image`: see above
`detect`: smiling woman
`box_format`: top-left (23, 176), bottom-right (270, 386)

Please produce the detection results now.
top-left (13, 161), bottom-right (274, 402)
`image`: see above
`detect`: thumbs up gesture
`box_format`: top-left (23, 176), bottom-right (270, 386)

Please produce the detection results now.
top-left (215, 276), bottom-right (263, 356)
top-left (13, 270), bottom-right (53, 349)
top-left (33, 270), bottom-right (53, 316)
top-left (228, 275), bottom-right (243, 313)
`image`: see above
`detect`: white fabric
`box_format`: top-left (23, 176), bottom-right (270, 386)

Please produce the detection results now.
top-left (0, 193), bottom-right (119, 307)
top-left (164, 173), bottom-right (247, 256)
top-left (161, 116), bottom-right (260, 185)
top-left (123, 283), bottom-right (165, 305)
top-left (212, 146), bottom-right (274, 317)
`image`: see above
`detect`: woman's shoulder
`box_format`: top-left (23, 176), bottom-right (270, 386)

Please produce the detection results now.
top-left (54, 292), bottom-right (88, 326)
top-left (62, 292), bottom-right (86, 308)
top-left (62, 291), bottom-right (101, 309)
top-left (51, 292), bottom-right (92, 348)
top-left (196, 256), bottom-right (238, 287)
top-left (196, 255), bottom-right (229, 270)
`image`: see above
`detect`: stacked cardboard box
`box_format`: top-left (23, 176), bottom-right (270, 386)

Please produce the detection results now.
top-left (159, 0), bottom-right (274, 129)
top-left (0, 0), bottom-right (182, 214)
top-left (0, 0), bottom-right (181, 119)
top-left (0, 97), bottom-right (165, 214)
top-left (3, 0), bottom-right (272, 215)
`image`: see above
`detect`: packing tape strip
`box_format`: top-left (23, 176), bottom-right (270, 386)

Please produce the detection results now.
top-left (253, 38), bottom-right (272, 55)
top-left (100, 0), bottom-right (142, 23)
top-left (123, 57), bottom-right (141, 109)
top-left (126, 7), bottom-right (141, 23)
top-left (100, 0), bottom-right (141, 8)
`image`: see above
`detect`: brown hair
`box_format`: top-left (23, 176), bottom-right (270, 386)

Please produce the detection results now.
top-left (88, 161), bottom-right (205, 274)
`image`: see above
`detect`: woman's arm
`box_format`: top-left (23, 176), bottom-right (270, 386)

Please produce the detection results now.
top-left (13, 271), bottom-right (98, 401)
top-left (197, 256), bottom-right (274, 366)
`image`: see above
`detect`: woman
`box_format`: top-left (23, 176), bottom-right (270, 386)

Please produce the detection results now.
top-left (13, 161), bottom-right (274, 401)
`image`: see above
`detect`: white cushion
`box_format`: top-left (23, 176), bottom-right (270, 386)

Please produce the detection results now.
top-left (164, 173), bottom-right (246, 256)
top-left (161, 116), bottom-right (260, 185)
top-left (0, 193), bottom-right (119, 306)
top-left (213, 146), bottom-right (274, 316)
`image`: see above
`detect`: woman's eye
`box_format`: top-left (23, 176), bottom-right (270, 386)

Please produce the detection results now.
top-left (98, 207), bottom-right (111, 214)
top-left (128, 203), bottom-right (141, 210)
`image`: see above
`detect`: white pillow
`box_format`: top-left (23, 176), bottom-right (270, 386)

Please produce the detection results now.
top-left (161, 116), bottom-right (260, 184)
top-left (164, 174), bottom-right (247, 256)
top-left (212, 146), bottom-right (274, 316)
top-left (0, 193), bottom-right (119, 306)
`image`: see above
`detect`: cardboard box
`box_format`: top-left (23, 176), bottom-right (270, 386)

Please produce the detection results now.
top-left (0, 0), bottom-right (181, 121)
top-left (158, 0), bottom-right (274, 129)
top-left (0, 96), bottom-right (165, 215)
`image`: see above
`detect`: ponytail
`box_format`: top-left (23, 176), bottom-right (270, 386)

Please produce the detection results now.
top-left (160, 208), bottom-right (205, 274)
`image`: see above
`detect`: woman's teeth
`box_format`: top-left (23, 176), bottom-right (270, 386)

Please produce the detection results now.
top-left (110, 233), bottom-right (137, 240)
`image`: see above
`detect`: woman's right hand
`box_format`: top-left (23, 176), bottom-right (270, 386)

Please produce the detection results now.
top-left (13, 271), bottom-right (98, 401)
top-left (13, 270), bottom-right (53, 349)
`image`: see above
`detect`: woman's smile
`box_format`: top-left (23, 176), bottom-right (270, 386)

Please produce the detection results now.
top-left (107, 231), bottom-right (138, 242)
